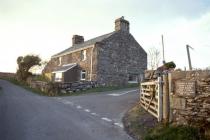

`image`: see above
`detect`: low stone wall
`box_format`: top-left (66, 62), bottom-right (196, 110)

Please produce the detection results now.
top-left (30, 81), bottom-right (49, 92)
top-left (170, 70), bottom-right (210, 128)
top-left (29, 80), bottom-right (98, 95)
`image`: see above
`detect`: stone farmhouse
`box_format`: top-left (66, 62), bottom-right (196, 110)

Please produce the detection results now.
top-left (43, 17), bottom-right (147, 86)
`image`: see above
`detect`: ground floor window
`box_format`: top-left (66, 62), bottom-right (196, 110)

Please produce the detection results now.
top-left (80, 70), bottom-right (86, 80)
top-left (55, 72), bottom-right (62, 82)
top-left (128, 74), bottom-right (138, 83)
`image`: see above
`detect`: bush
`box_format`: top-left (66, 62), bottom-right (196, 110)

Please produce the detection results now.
top-left (164, 61), bottom-right (176, 69)
top-left (32, 75), bottom-right (50, 82)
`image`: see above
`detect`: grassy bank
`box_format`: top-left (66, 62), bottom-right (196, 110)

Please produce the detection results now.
top-left (123, 104), bottom-right (157, 140)
top-left (123, 104), bottom-right (207, 140)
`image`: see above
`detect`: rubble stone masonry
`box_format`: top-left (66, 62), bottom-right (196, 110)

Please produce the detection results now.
top-left (97, 31), bottom-right (147, 85)
top-left (170, 70), bottom-right (210, 128)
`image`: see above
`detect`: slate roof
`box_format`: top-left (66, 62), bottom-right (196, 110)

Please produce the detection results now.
top-left (52, 32), bottom-right (115, 58)
top-left (52, 63), bottom-right (77, 73)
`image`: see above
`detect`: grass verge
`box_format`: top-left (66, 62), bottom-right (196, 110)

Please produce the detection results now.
top-left (58, 83), bottom-right (139, 96)
top-left (123, 104), bottom-right (157, 140)
top-left (123, 104), bottom-right (207, 140)
top-left (145, 125), bottom-right (207, 140)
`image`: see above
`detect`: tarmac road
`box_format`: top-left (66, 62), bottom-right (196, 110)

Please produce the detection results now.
top-left (0, 80), bottom-right (139, 140)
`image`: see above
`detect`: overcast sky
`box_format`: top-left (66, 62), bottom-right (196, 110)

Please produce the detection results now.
top-left (0, 0), bottom-right (210, 72)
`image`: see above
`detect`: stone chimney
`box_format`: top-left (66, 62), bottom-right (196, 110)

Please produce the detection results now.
top-left (115, 16), bottom-right (129, 32)
top-left (72, 35), bottom-right (84, 45)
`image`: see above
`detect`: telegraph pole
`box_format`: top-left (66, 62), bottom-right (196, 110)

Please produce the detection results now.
top-left (162, 35), bottom-right (166, 64)
top-left (186, 45), bottom-right (193, 70)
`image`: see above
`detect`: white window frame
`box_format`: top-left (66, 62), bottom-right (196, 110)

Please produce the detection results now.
top-left (80, 70), bottom-right (86, 80)
top-left (55, 72), bottom-right (62, 82)
top-left (59, 57), bottom-right (62, 66)
top-left (81, 50), bottom-right (87, 61)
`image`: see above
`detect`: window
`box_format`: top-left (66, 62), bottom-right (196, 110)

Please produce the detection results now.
top-left (55, 72), bottom-right (62, 82)
top-left (128, 74), bottom-right (138, 83)
top-left (59, 57), bottom-right (62, 66)
top-left (80, 70), bottom-right (86, 80)
top-left (81, 50), bottom-right (87, 61)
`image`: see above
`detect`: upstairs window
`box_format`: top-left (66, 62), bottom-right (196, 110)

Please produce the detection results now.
top-left (81, 50), bottom-right (87, 61)
top-left (81, 70), bottom-right (86, 80)
top-left (59, 57), bottom-right (62, 66)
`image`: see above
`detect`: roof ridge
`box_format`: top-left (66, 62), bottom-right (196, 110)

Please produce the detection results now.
top-left (52, 31), bottom-right (115, 58)
top-left (80, 32), bottom-right (114, 44)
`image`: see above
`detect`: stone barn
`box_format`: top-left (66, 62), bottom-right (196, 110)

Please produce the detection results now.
top-left (43, 17), bottom-right (147, 86)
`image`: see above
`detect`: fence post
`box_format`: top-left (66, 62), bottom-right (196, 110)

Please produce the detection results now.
top-left (168, 72), bottom-right (173, 122)
top-left (163, 74), bottom-right (170, 123)
top-left (158, 77), bottom-right (163, 122)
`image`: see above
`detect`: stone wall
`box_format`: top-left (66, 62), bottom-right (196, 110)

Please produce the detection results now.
top-left (29, 80), bottom-right (98, 95)
top-left (97, 31), bottom-right (147, 86)
top-left (170, 70), bottom-right (210, 128)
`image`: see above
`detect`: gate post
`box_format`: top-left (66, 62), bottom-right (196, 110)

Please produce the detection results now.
top-left (158, 77), bottom-right (163, 122)
top-left (163, 74), bottom-right (170, 123)
top-left (168, 72), bottom-right (173, 122)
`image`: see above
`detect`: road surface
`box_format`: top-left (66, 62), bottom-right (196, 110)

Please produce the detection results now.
top-left (0, 80), bottom-right (139, 140)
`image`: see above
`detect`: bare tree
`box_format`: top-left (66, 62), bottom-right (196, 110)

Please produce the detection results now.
top-left (206, 66), bottom-right (210, 70)
top-left (148, 47), bottom-right (161, 70)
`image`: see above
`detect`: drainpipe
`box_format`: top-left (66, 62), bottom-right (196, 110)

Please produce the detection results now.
top-left (90, 45), bottom-right (95, 81)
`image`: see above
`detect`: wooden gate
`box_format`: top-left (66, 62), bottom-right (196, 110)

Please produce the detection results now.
top-left (140, 77), bottom-right (163, 121)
